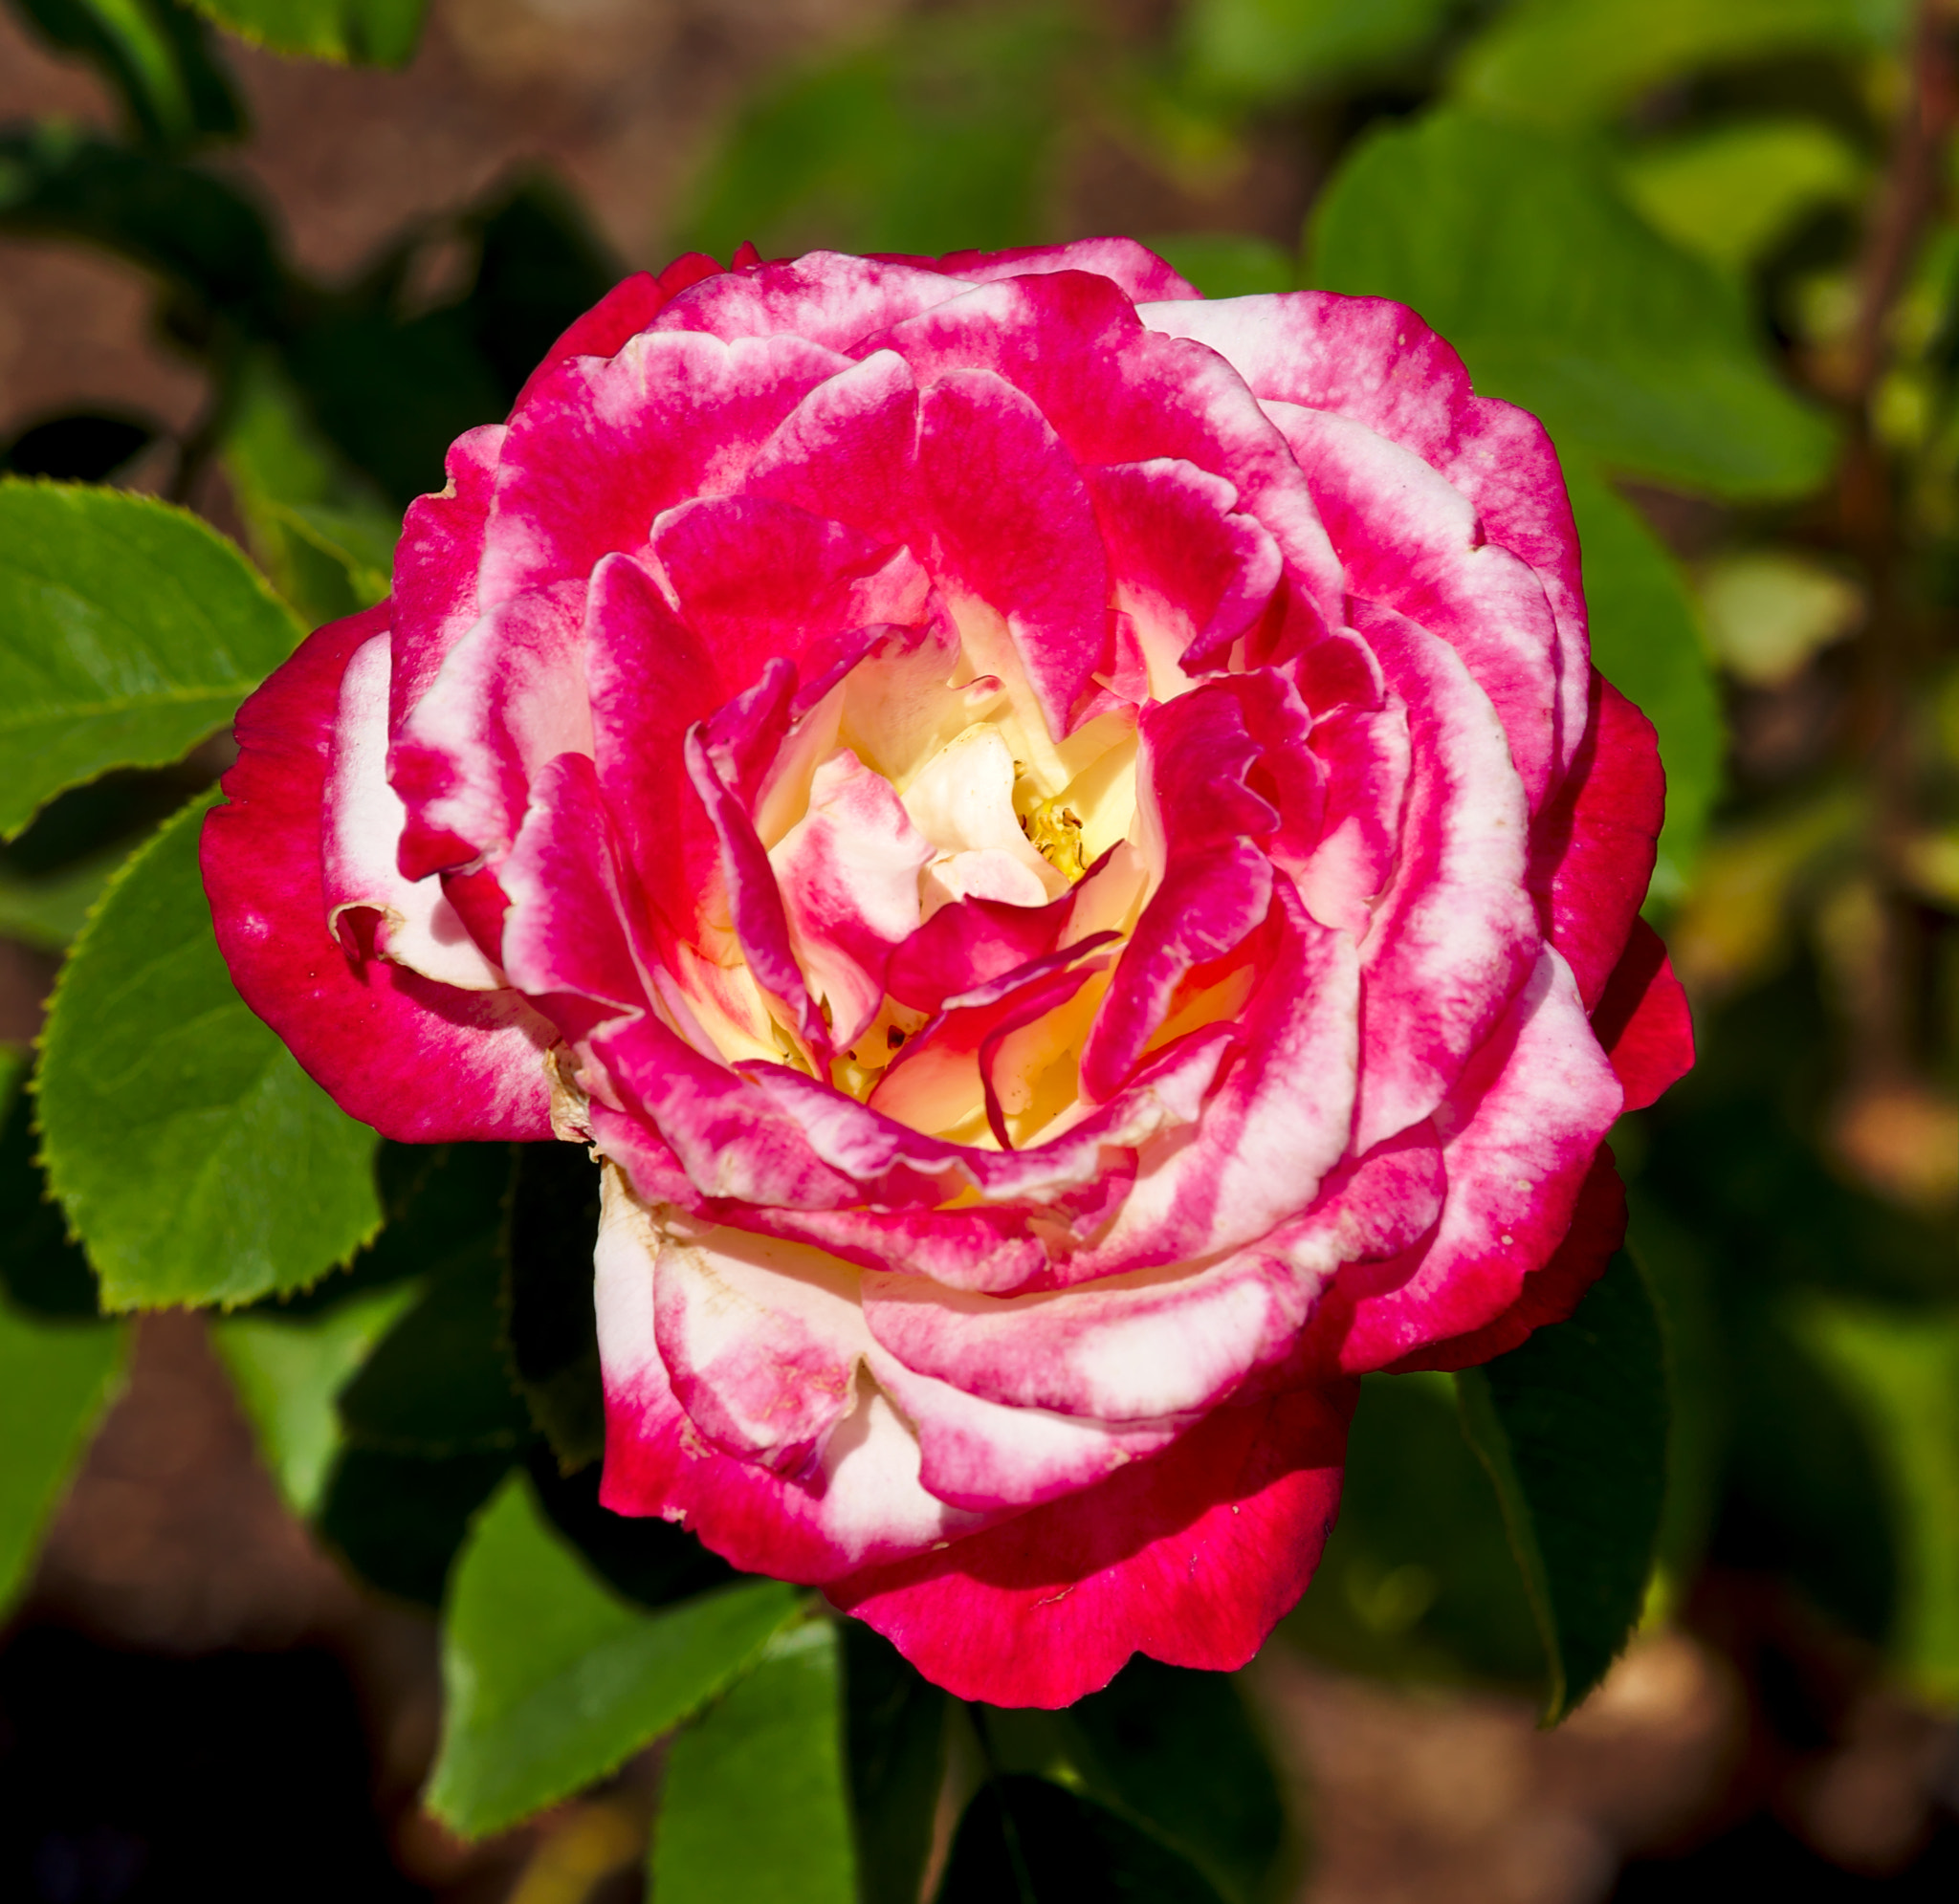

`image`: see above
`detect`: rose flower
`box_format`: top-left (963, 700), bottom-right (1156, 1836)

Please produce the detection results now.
top-left (202, 240), bottom-right (1693, 1707)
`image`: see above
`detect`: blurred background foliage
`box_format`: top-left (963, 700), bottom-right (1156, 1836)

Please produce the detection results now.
top-left (1, 0), bottom-right (1957, 1898)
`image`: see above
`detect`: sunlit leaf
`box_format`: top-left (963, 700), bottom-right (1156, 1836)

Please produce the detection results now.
top-left (0, 480), bottom-right (301, 839)
top-left (36, 791), bottom-right (383, 1308)
top-left (1562, 462), bottom-right (1724, 902)
top-left (1456, 1251), bottom-right (1671, 1720)
top-left (429, 1473), bottom-right (799, 1839)
top-left (1455, 0), bottom-right (1904, 130)
top-left (11, 0), bottom-right (243, 151)
top-left (1310, 109), bottom-right (1838, 498)
top-left (212, 1280), bottom-right (417, 1515)
top-left (1185, 0), bottom-right (1454, 102)
top-left (185, 0), bottom-right (424, 65)
top-left (1694, 548), bottom-right (1863, 688)
top-left (653, 1619), bottom-right (856, 1904)
top-left (1619, 120), bottom-right (1867, 274)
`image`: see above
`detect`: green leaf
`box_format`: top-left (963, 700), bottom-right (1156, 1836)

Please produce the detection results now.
top-left (184, 0), bottom-right (424, 64)
top-left (319, 1445), bottom-right (512, 1608)
top-left (1286, 1370), bottom-right (1543, 1690)
top-left (937, 1775), bottom-right (1225, 1904)
top-left (0, 842), bottom-right (124, 951)
top-left (429, 1473), bottom-right (800, 1839)
top-left (1455, 0), bottom-right (1904, 131)
top-left (1185, 0), bottom-right (1455, 102)
top-left (653, 1619), bottom-right (857, 1904)
top-left (212, 1281), bottom-right (417, 1515)
top-left (0, 126), bottom-right (287, 337)
top-left (1064, 1660), bottom-right (1288, 1904)
top-left (1310, 109), bottom-right (1838, 499)
top-left (0, 1295), bottom-right (127, 1612)
top-left (1146, 232), bottom-right (1295, 298)
top-left (220, 356), bottom-right (396, 625)
top-left (0, 480), bottom-right (302, 839)
top-left (36, 790), bottom-right (384, 1309)
top-left (1562, 461), bottom-right (1723, 901)
top-left (844, 1624), bottom-right (950, 1904)
top-left (677, 7), bottom-right (1077, 260)
top-left (505, 1139), bottom-right (606, 1472)
top-left (1455, 1251), bottom-right (1671, 1720)
top-left (1618, 120), bottom-right (1867, 274)
top-left (11, 0), bottom-right (244, 151)
top-left (1794, 1299), bottom-right (1959, 1700)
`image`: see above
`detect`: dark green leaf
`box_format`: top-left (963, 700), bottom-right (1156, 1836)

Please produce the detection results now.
top-left (505, 1139), bottom-right (605, 1471)
top-left (11, 0), bottom-right (243, 151)
top-left (0, 1045), bottom-right (99, 1318)
top-left (1562, 461), bottom-right (1723, 901)
top-left (186, 0), bottom-right (425, 65)
top-left (212, 1280), bottom-right (416, 1514)
top-left (653, 1618), bottom-right (856, 1904)
top-left (1456, 1250), bottom-right (1671, 1719)
top-left (0, 126), bottom-right (285, 336)
top-left (0, 843), bottom-right (121, 951)
top-left (1454, 0), bottom-right (1901, 132)
top-left (844, 1623), bottom-right (950, 1904)
top-left (1310, 109), bottom-right (1838, 498)
top-left (2, 411), bottom-right (157, 482)
top-left (338, 1145), bottom-right (530, 1456)
top-left (36, 791), bottom-right (384, 1308)
top-left (677, 7), bottom-right (1078, 260)
top-left (429, 1473), bottom-right (800, 1838)
top-left (937, 1775), bottom-right (1224, 1904)
top-left (1065, 1659), bottom-right (1287, 1904)
top-left (318, 1444), bottom-right (513, 1608)
top-left (0, 480), bottom-right (302, 838)
top-left (1185, 0), bottom-right (1455, 102)
top-left (0, 1295), bottom-right (126, 1611)
top-left (527, 1446), bottom-right (738, 1611)
top-left (1146, 233), bottom-right (1294, 298)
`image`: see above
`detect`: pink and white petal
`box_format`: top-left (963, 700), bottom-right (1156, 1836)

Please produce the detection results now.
top-left (389, 580), bottom-right (591, 878)
top-left (321, 631), bottom-right (505, 990)
top-left (915, 238), bottom-right (1199, 302)
top-left (1590, 918), bottom-right (1694, 1113)
top-left (202, 607), bottom-right (554, 1142)
top-left (1530, 673), bottom-right (1664, 1008)
top-left (745, 349), bottom-right (924, 544)
top-left (859, 273), bottom-right (1345, 632)
top-left (867, 1346), bottom-right (1188, 1514)
top-left (595, 1168), bottom-right (981, 1581)
top-left (826, 1383), bottom-right (1354, 1708)
top-left (1331, 946), bottom-right (1623, 1374)
top-left (511, 253), bottom-right (722, 411)
top-left (482, 330), bottom-right (848, 602)
top-left (917, 369), bottom-right (1111, 737)
top-left (771, 750), bottom-right (934, 1047)
top-left (1269, 403), bottom-right (1564, 810)
top-left (390, 424), bottom-right (503, 730)
top-left (862, 1246), bottom-right (1312, 1423)
top-left (1292, 697), bottom-right (1410, 938)
top-left (1350, 603), bottom-right (1538, 1154)
top-left (652, 252), bottom-right (980, 351)
top-left (654, 1220), bottom-right (871, 1473)
top-left (1073, 886), bottom-right (1358, 1277)
top-left (1139, 293), bottom-right (1590, 783)
top-left (1086, 459), bottom-right (1283, 698)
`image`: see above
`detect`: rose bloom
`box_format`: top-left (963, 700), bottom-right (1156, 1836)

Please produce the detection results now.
top-left (203, 240), bottom-right (1692, 1707)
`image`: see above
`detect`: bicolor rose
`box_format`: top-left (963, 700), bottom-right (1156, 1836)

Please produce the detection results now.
top-left (202, 239), bottom-right (1693, 1707)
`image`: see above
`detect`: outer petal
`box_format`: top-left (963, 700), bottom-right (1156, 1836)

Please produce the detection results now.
top-left (912, 237), bottom-right (1200, 303)
top-left (391, 424), bottom-right (505, 728)
top-left (1326, 947), bottom-right (1623, 1374)
top-left (512, 252), bottom-right (723, 410)
top-left (202, 607), bottom-right (553, 1142)
top-left (825, 1382), bottom-right (1354, 1708)
top-left (1591, 918), bottom-right (1695, 1113)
